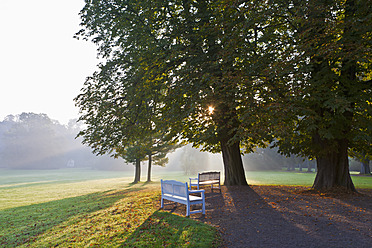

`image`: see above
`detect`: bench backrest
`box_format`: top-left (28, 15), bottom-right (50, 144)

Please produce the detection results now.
top-left (161, 180), bottom-right (188, 198)
top-left (199, 171), bottom-right (220, 181)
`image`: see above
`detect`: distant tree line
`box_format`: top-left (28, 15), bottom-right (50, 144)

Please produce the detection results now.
top-left (0, 113), bottom-right (130, 170)
top-left (242, 147), bottom-right (315, 172)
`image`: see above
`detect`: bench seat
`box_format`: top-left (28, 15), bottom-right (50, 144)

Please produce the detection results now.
top-left (162, 193), bottom-right (203, 203)
top-left (198, 180), bottom-right (220, 185)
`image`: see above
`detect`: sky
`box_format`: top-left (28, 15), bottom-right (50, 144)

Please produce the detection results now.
top-left (0, 0), bottom-right (98, 125)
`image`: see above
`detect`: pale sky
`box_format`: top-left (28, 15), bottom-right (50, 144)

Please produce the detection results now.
top-left (0, 0), bottom-right (98, 124)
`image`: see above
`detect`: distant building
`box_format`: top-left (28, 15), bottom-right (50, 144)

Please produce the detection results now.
top-left (67, 159), bottom-right (75, 168)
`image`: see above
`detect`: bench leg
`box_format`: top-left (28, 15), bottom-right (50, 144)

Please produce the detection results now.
top-left (186, 203), bottom-right (190, 217)
top-left (211, 182), bottom-right (221, 193)
top-left (202, 194), bottom-right (205, 215)
top-left (161, 197), bottom-right (164, 209)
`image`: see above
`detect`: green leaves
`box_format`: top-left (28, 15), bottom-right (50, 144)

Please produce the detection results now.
top-left (75, 0), bottom-right (371, 187)
top-left (263, 0), bottom-right (372, 158)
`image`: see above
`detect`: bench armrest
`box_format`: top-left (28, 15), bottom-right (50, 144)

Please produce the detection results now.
top-left (189, 189), bottom-right (205, 194)
top-left (189, 177), bottom-right (198, 180)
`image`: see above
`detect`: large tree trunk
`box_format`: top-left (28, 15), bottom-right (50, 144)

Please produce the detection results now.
top-left (133, 158), bottom-right (141, 183)
top-left (214, 101), bottom-right (248, 186)
top-left (220, 139), bottom-right (248, 186)
top-left (147, 153), bottom-right (152, 182)
top-left (312, 137), bottom-right (356, 191)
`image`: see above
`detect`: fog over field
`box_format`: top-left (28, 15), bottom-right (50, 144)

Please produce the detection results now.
top-left (0, 113), bottom-right (328, 175)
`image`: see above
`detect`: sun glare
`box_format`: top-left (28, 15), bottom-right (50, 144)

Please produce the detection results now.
top-left (208, 106), bottom-right (214, 114)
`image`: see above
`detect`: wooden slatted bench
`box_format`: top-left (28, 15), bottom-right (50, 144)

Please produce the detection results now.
top-left (189, 171), bottom-right (221, 192)
top-left (160, 179), bottom-right (205, 216)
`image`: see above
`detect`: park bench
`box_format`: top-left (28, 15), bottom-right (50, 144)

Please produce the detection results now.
top-left (160, 179), bottom-right (205, 216)
top-left (189, 171), bottom-right (221, 192)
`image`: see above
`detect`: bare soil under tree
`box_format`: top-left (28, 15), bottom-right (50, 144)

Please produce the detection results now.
top-left (162, 185), bottom-right (372, 248)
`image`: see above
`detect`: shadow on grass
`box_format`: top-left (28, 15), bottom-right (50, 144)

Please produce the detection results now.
top-left (121, 211), bottom-right (220, 248)
top-left (0, 187), bottom-right (142, 247)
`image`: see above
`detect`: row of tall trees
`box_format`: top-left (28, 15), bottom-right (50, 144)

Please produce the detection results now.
top-left (74, 52), bottom-right (180, 181)
top-left (75, 0), bottom-right (371, 191)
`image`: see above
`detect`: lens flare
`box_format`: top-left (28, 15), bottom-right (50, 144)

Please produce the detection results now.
top-left (208, 106), bottom-right (214, 114)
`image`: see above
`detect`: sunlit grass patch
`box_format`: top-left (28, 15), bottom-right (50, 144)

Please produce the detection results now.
top-left (125, 211), bottom-right (220, 247)
top-left (349, 174), bottom-right (372, 189)
top-left (244, 171), bottom-right (372, 189)
top-left (22, 188), bottom-right (159, 247)
top-left (0, 170), bottom-right (134, 211)
top-left (1, 182), bottom-right (220, 248)
top-left (0, 188), bottom-right (138, 247)
top-left (245, 171), bottom-right (316, 186)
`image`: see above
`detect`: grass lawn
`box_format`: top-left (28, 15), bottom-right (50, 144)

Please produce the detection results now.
top-left (0, 169), bottom-right (220, 247)
top-left (0, 168), bottom-right (370, 247)
top-left (245, 170), bottom-right (372, 188)
top-left (153, 170), bottom-right (372, 189)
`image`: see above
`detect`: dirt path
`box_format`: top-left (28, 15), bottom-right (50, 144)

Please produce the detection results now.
top-left (171, 185), bottom-right (372, 248)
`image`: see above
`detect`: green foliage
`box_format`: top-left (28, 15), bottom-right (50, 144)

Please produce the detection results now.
top-left (151, 136), bottom-right (181, 167)
top-left (74, 0), bottom-right (274, 154)
top-left (74, 1), bottom-right (183, 178)
top-left (255, 0), bottom-right (372, 190)
top-left (74, 0), bottom-right (371, 187)
top-left (261, 0), bottom-right (372, 158)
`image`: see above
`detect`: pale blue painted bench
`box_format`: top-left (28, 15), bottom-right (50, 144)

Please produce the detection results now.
top-left (189, 171), bottom-right (221, 192)
top-left (160, 179), bottom-right (205, 216)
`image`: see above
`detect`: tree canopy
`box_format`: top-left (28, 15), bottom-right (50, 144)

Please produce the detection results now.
top-left (75, 0), bottom-right (371, 190)
top-left (260, 0), bottom-right (372, 191)
top-left (75, 0), bottom-right (276, 185)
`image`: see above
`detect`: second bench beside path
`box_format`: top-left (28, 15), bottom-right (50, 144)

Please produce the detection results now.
top-left (189, 171), bottom-right (221, 192)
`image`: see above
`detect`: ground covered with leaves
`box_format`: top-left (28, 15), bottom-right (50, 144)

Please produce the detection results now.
top-left (167, 185), bottom-right (372, 248)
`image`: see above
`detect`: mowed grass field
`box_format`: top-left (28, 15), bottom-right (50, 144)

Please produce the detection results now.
top-left (1, 169), bottom-right (371, 247)
top-left (0, 169), bottom-right (221, 247)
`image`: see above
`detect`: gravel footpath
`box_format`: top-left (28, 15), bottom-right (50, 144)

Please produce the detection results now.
top-left (173, 185), bottom-right (372, 248)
